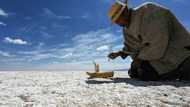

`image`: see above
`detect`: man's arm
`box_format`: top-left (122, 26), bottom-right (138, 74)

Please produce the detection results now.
top-left (108, 49), bottom-right (138, 60)
top-left (108, 50), bottom-right (128, 60)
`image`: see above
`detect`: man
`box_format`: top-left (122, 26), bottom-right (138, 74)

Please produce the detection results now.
top-left (108, 0), bottom-right (190, 81)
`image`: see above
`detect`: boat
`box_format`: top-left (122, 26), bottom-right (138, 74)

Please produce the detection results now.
top-left (86, 61), bottom-right (114, 78)
top-left (86, 71), bottom-right (114, 78)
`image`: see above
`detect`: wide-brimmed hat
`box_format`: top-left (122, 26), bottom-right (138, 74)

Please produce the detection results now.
top-left (108, 0), bottom-right (128, 23)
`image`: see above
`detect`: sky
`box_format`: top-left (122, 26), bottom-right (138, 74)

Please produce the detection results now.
top-left (0, 0), bottom-right (189, 71)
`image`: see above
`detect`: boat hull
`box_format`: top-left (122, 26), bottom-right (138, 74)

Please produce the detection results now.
top-left (86, 71), bottom-right (114, 78)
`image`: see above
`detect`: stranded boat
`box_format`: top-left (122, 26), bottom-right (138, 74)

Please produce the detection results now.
top-left (86, 61), bottom-right (114, 78)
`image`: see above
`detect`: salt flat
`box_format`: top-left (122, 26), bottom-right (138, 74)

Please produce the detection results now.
top-left (0, 71), bottom-right (189, 107)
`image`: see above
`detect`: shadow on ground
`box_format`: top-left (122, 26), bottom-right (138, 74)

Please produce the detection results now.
top-left (85, 77), bottom-right (190, 87)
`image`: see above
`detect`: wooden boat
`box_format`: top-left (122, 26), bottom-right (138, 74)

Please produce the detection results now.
top-left (86, 61), bottom-right (114, 78)
top-left (86, 71), bottom-right (114, 78)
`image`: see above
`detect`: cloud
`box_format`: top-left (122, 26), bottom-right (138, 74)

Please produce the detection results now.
top-left (72, 29), bottom-right (120, 46)
top-left (112, 44), bottom-right (123, 51)
top-left (96, 45), bottom-right (109, 51)
top-left (0, 8), bottom-right (8, 17)
top-left (60, 28), bottom-right (123, 62)
top-left (34, 29), bottom-right (120, 61)
top-left (81, 13), bottom-right (90, 19)
top-left (17, 43), bottom-right (73, 62)
top-left (0, 51), bottom-right (12, 57)
top-left (59, 53), bottom-right (73, 59)
top-left (2, 28), bottom-right (127, 71)
top-left (39, 57), bottom-right (131, 71)
top-left (28, 53), bottom-right (56, 62)
top-left (60, 16), bottom-right (72, 19)
top-left (0, 22), bottom-right (7, 26)
top-left (36, 42), bottom-right (45, 50)
top-left (14, 28), bottom-right (121, 63)
top-left (4, 37), bottom-right (29, 45)
top-left (43, 8), bottom-right (71, 20)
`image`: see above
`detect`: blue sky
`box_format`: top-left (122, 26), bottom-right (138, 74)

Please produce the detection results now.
top-left (0, 0), bottom-right (189, 71)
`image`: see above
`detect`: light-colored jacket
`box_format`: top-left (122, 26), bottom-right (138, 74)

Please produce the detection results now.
top-left (123, 2), bottom-right (190, 75)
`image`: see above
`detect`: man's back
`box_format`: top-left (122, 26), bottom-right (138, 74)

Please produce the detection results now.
top-left (123, 2), bottom-right (190, 75)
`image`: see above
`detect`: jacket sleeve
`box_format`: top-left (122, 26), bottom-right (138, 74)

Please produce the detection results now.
top-left (121, 45), bottom-right (128, 59)
top-left (138, 4), bottom-right (170, 60)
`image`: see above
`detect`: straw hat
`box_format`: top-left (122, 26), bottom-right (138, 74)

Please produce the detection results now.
top-left (108, 0), bottom-right (128, 23)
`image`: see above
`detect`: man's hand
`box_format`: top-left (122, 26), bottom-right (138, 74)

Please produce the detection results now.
top-left (108, 51), bottom-right (129, 60)
top-left (107, 51), bottom-right (121, 60)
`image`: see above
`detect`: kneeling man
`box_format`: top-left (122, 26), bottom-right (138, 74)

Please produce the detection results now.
top-left (108, 1), bottom-right (190, 81)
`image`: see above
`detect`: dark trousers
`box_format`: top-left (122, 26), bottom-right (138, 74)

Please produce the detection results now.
top-left (128, 60), bottom-right (159, 81)
top-left (178, 57), bottom-right (190, 81)
top-left (128, 57), bottom-right (190, 81)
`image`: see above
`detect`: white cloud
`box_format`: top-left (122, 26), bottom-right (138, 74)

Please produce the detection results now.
top-left (17, 46), bottom-right (74, 62)
top-left (14, 28), bottom-right (121, 63)
top-left (0, 8), bottom-right (8, 17)
top-left (72, 29), bottom-right (120, 47)
top-left (81, 13), bottom-right (90, 19)
top-left (3, 28), bottom-right (127, 71)
top-left (36, 42), bottom-right (45, 50)
top-left (61, 16), bottom-right (72, 19)
top-left (112, 44), bottom-right (124, 51)
top-left (27, 29), bottom-right (121, 62)
top-left (59, 53), bottom-right (73, 59)
top-left (54, 28), bottom-right (123, 62)
top-left (39, 57), bottom-right (131, 71)
top-left (0, 51), bottom-right (12, 57)
top-left (96, 45), bottom-right (109, 51)
top-left (0, 22), bottom-right (7, 26)
top-left (18, 50), bottom-right (42, 55)
top-left (4, 37), bottom-right (28, 45)
top-left (43, 8), bottom-right (71, 20)
top-left (28, 53), bottom-right (56, 62)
